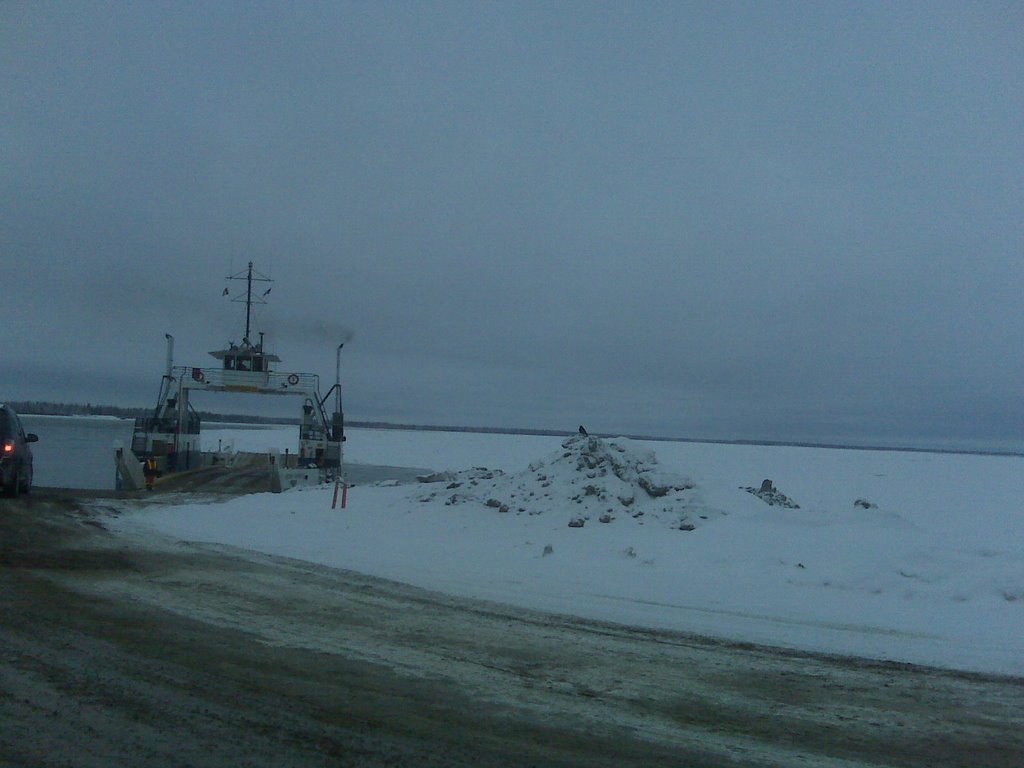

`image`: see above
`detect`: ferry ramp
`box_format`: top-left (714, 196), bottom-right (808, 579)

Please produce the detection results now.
top-left (151, 453), bottom-right (273, 495)
top-left (149, 457), bottom-right (431, 496)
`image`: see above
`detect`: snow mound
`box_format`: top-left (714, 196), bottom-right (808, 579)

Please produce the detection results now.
top-left (414, 434), bottom-right (714, 530)
top-left (742, 481), bottom-right (800, 508)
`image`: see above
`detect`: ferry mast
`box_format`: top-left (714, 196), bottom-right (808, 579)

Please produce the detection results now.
top-left (226, 261), bottom-right (271, 344)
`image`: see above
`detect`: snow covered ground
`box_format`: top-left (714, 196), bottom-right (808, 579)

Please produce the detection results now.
top-left (113, 426), bottom-right (1024, 676)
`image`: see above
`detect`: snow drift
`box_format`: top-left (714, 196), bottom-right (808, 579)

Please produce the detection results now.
top-left (413, 434), bottom-right (716, 530)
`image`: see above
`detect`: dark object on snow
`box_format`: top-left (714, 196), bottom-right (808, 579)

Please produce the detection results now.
top-left (679, 523), bottom-right (696, 531)
top-left (854, 498), bottom-right (878, 509)
top-left (742, 484), bottom-right (800, 508)
top-left (578, 425), bottom-right (588, 436)
top-left (568, 517), bottom-right (585, 528)
top-left (599, 513), bottom-right (614, 523)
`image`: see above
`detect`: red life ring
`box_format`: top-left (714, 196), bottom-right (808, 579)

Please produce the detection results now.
top-left (192, 368), bottom-right (204, 382)
top-left (287, 373), bottom-right (300, 385)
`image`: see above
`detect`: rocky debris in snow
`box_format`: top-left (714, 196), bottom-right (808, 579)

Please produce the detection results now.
top-left (637, 475), bottom-right (674, 498)
top-left (417, 471), bottom-right (455, 483)
top-left (568, 517), bottom-right (586, 528)
top-left (679, 523), bottom-right (696, 532)
top-left (419, 468), bottom-right (504, 484)
top-left (412, 433), bottom-right (715, 530)
top-left (742, 480), bottom-right (800, 508)
top-left (469, 467), bottom-right (503, 480)
top-left (542, 544), bottom-right (554, 556)
top-left (854, 498), bottom-right (878, 509)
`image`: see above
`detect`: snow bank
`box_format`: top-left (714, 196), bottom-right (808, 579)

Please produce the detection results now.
top-left (112, 429), bottom-right (1024, 676)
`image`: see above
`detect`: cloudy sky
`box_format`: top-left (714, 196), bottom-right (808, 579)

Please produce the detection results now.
top-left (3, 2), bottom-right (1021, 448)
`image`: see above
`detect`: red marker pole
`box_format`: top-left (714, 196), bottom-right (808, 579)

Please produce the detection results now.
top-left (331, 476), bottom-right (341, 509)
top-left (341, 481), bottom-right (348, 509)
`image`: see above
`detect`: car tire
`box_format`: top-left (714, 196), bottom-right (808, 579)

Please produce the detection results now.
top-left (20, 466), bottom-right (31, 495)
top-left (5, 471), bottom-right (20, 498)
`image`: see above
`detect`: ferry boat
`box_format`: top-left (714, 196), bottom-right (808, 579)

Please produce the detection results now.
top-left (123, 262), bottom-right (345, 491)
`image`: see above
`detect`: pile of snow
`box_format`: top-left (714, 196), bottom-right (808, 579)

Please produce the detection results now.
top-left (413, 434), bottom-right (712, 530)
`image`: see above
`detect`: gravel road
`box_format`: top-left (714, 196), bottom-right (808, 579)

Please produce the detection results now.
top-left (2, 486), bottom-right (1022, 767)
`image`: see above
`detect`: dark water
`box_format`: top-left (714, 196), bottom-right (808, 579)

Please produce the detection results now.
top-left (21, 415), bottom-right (135, 490)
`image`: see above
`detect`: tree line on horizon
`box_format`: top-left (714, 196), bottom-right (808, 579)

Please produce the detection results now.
top-left (5, 400), bottom-right (293, 425)
top-left (6, 400), bottom-right (584, 439)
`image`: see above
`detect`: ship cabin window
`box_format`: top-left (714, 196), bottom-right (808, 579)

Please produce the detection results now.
top-left (222, 354), bottom-right (266, 372)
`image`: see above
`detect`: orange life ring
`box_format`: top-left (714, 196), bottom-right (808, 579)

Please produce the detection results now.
top-left (287, 373), bottom-right (300, 385)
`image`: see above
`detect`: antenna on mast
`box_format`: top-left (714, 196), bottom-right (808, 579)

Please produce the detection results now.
top-left (224, 261), bottom-right (273, 345)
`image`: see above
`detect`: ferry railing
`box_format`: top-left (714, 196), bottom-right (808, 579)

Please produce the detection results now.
top-left (131, 405), bottom-right (202, 453)
top-left (174, 366), bottom-right (320, 395)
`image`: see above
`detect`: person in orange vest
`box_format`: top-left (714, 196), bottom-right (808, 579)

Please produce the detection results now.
top-left (142, 457), bottom-right (159, 491)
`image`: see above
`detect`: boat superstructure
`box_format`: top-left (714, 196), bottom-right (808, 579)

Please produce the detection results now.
top-left (126, 262), bottom-right (345, 491)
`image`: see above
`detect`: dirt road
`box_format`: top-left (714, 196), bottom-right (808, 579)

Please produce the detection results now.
top-left (2, 489), bottom-right (1022, 767)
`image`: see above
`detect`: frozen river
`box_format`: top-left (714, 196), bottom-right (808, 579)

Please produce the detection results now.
top-left (21, 415), bottom-right (135, 490)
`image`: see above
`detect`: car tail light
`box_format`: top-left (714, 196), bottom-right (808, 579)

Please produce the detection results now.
top-left (2, 441), bottom-right (13, 453)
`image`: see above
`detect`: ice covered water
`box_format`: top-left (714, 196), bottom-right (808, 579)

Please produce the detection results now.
top-left (21, 415), bottom-right (135, 489)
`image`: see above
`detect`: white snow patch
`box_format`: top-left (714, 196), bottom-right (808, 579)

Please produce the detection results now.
top-left (110, 429), bottom-right (1024, 676)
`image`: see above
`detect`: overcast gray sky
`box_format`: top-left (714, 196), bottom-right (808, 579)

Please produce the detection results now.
top-left (2, 1), bottom-right (1021, 448)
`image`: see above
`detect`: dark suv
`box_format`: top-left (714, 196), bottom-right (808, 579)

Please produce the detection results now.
top-left (1, 404), bottom-right (38, 496)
